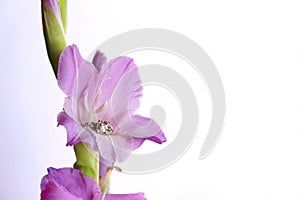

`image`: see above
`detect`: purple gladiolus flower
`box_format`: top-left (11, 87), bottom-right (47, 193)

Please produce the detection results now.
top-left (57, 45), bottom-right (166, 176)
top-left (41, 167), bottom-right (146, 200)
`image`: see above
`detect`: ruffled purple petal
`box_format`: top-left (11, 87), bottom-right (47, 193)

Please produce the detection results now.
top-left (41, 167), bottom-right (101, 200)
top-left (116, 111), bottom-right (165, 140)
top-left (130, 130), bottom-right (166, 151)
top-left (57, 45), bottom-right (84, 96)
top-left (41, 175), bottom-right (81, 200)
top-left (57, 111), bottom-right (81, 146)
top-left (147, 130), bottom-right (166, 144)
top-left (58, 44), bottom-right (98, 122)
top-left (57, 44), bottom-right (96, 109)
top-left (108, 59), bottom-right (142, 119)
top-left (131, 115), bottom-right (166, 143)
top-left (106, 61), bottom-right (165, 140)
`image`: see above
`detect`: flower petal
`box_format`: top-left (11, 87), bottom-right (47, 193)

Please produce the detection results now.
top-left (112, 74), bottom-right (164, 138)
top-left (41, 177), bottom-right (81, 200)
top-left (130, 129), bottom-right (166, 151)
top-left (131, 129), bottom-right (166, 151)
top-left (57, 111), bottom-right (81, 146)
top-left (57, 45), bottom-right (84, 96)
top-left (96, 135), bottom-right (116, 162)
top-left (58, 44), bottom-right (98, 124)
top-left (95, 134), bottom-right (134, 163)
top-left (110, 134), bottom-right (135, 162)
top-left (41, 167), bottom-right (101, 200)
top-left (94, 56), bottom-right (138, 114)
top-left (57, 44), bottom-right (97, 97)
top-left (125, 115), bottom-right (166, 141)
top-left (131, 115), bottom-right (166, 143)
top-left (146, 130), bottom-right (167, 144)
top-left (104, 61), bottom-right (164, 139)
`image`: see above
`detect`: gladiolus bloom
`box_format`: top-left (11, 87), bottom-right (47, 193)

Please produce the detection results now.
top-left (57, 45), bottom-right (166, 177)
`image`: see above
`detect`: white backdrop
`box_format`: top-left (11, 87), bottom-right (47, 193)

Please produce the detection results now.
top-left (0, 0), bottom-right (300, 199)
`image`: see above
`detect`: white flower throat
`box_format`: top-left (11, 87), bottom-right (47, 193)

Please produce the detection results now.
top-left (84, 120), bottom-right (114, 135)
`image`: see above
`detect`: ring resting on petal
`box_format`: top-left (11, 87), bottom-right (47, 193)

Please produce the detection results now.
top-left (84, 120), bottom-right (114, 135)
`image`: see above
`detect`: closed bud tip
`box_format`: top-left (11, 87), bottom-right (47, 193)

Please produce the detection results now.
top-left (42, 0), bottom-right (67, 76)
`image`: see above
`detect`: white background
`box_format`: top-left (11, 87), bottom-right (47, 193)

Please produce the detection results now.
top-left (0, 0), bottom-right (300, 199)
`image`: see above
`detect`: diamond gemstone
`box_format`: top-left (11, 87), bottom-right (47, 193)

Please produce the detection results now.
top-left (84, 120), bottom-right (113, 135)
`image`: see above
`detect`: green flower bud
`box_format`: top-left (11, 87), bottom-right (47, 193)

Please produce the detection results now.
top-left (42, 0), bottom-right (67, 76)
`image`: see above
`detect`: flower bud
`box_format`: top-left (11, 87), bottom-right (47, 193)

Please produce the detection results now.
top-left (42, 0), bottom-right (67, 75)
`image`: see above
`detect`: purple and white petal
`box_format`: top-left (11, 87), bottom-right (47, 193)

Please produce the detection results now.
top-left (57, 45), bottom-right (85, 96)
top-left (110, 134), bottom-right (135, 162)
top-left (41, 178), bottom-right (81, 200)
top-left (57, 111), bottom-right (81, 146)
top-left (96, 134), bottom-right (133, 163)
top-left (94, 56), bottom-right (138, 112)
top-left (106, 64), bottom-right (164, 139)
